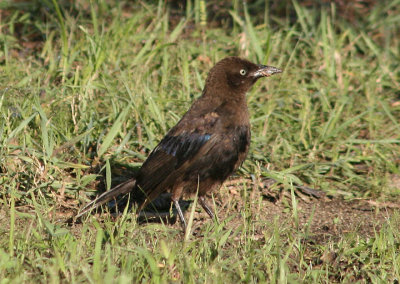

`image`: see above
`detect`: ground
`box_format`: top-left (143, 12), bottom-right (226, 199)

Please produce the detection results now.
top-left (70, 175), bottom-right (399, 245)
top-left (176, 178), bottom-right (399, 240)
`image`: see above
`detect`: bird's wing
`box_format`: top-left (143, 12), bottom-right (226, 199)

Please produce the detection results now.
top-left (77, 111), bottom-right (221, 218)
top-left (134, 112), bottom-right (221, 202)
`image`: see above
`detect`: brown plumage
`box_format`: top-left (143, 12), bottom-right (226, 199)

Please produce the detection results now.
top-left (77, 57), bottom-right (282, 229)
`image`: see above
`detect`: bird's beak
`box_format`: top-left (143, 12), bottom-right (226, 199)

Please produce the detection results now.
top-left (251, 65), bottom-right (282, 78)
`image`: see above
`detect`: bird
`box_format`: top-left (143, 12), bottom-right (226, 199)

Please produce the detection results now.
top-left (76, 56), bottom-right (282, 229)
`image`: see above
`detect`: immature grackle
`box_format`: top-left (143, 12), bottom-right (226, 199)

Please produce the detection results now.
top-left (77, 57), bottom-right (282, 229)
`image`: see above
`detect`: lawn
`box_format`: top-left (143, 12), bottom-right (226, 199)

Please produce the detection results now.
top-left (1, 0), bottom-right (399, 282)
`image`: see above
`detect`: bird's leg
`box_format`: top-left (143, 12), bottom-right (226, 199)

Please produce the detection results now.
top-left (172, 199), bottom-right (187, 230)
top-left (199, 196), bottom-right (214, 220)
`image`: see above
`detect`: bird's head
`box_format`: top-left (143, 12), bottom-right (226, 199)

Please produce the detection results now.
top-left (205, 56), bottom-right (282, 96)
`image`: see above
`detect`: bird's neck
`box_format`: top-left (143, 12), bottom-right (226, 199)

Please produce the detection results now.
top-left (195, 91), bottom-right (250, 125)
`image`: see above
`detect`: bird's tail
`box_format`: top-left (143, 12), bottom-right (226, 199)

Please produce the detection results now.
top-left (76, 178), bottom-right (137, 219)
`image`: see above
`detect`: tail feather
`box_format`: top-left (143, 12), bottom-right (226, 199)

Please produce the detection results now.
top-left (76, 178), bottom-right (136, 219)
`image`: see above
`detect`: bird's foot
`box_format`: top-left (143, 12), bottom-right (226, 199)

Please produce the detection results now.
top-left (199, 196), bottom-right (215, 220)
top-left (173, 199), bottom-right (187, 231)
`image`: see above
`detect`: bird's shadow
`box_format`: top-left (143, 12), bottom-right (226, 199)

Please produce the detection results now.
top-left (78, 158), bottom-right (191, 226)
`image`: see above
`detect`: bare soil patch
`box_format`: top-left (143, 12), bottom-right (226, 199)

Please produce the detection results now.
top-left (171, 178), bottom-right (399, 242)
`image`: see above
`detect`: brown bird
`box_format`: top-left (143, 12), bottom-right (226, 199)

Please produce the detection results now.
top-left (77, 57), bottom-right (282, 229)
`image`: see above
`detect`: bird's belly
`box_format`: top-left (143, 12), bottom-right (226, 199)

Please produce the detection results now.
top-left (181, 126), bottom-right (250, 196)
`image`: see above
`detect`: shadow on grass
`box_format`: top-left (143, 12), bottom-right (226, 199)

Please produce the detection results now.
top-left (75, 157), bottom-right (191, 226)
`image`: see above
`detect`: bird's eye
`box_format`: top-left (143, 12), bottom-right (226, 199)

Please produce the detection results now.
top-left (240, 69), bottom-right (247, 76)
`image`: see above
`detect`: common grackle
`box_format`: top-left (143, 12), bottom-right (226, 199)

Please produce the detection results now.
top-left (77, 57), bottom-right (282, 229)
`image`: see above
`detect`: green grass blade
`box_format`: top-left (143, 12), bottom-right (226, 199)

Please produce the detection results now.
top-left (98, 104), bottom-right (131, 157)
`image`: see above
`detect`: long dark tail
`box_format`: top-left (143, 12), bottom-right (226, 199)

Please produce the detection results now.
top-left (76, 178), bottom-right (137, 219)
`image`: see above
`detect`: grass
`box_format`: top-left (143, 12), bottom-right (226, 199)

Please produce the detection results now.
top-left (1, 0), bottom-right (400, 282)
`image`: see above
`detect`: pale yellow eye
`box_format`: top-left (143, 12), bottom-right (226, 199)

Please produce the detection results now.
top-left (240, 69), bottom-right (247, 76)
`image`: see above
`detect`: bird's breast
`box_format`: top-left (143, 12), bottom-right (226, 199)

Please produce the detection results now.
top-left (230, 125), bottom-right (251, 154)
